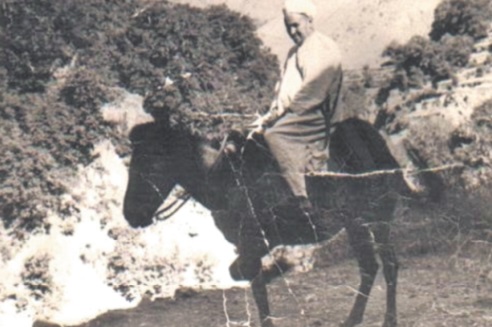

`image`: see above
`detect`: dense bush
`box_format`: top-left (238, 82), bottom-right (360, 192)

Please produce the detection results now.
top-left (0, 0), bottom-right (278, 230)
top-left (1, 0), bottom-right (72, 93)
top-left (0, 87), bottom-right (118, 230)
top-left (378, 0), bottom-right (491, 96)
top-left (430, 0), bottom-right (492, 41)
top-left (382, 34), bottom-right (474, 91)
top-left (122, 3), bottom-right (278, 134)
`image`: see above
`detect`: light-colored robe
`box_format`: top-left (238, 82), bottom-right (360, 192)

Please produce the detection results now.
top-left (263, 31), bottom-right (343, 197)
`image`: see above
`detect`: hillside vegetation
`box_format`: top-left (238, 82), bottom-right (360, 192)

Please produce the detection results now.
top-left (1, 1), bottom-right (278, 324)
top-left (334, 0), bottom-right (492, 192)
top-left (363, 0), bottom-right (492, 247)
top-left (0, 0), bottom-right (278, 231)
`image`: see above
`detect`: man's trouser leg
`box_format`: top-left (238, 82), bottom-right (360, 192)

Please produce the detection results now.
top-left (263, 128), bottom-right (328, 243)
top-left (263, 124), bottom-right (308, 198)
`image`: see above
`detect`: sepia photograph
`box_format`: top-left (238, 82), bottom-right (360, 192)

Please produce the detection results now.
top-left (1, 0), bottom-right (491, 326)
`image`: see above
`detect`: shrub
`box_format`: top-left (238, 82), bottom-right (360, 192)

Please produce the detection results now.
top-left (21, 254), bottom-right (52, 301)
top-left (381, 33), bottom-right (474, 96)
top-left (380, 0), bottom-right (486, 96)
top-left (385, 36), bottom-right (448, 85)
top-left (117, 3), bottom-right (279, 135)
top-left (0, 0), bottom-right (72, 93)
top-left (430, 0), bottom-right (492, 41)
top-left (438, 34), bottom-right (475, 68)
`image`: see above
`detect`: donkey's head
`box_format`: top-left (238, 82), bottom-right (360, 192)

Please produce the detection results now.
top-left (123, 123), bottom-right (179, 228)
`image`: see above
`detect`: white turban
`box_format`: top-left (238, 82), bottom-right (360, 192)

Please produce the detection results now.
top-left (283, 0), bottom-right (317, 19)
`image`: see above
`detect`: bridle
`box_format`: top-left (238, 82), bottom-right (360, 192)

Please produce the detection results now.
top-left (153, 189), bottom-right (191, 221)
top-left (135, 132), bottom-right (242, 223)
top-left (137, 171), bottom-right (192, 222)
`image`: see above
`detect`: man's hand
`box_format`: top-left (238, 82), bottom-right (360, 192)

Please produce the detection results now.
top-left (247, 101), bottom-right (287, 138)
top-left (248, 113), bottom-right (268, 135)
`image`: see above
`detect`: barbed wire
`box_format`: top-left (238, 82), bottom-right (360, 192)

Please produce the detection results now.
top-left (189, 112), bottom-right (257, 119)
top-left (306, 163), bottom-right (464, 179)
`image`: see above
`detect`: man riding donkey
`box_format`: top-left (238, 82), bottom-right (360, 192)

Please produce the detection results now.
top-left (244, 0), bottom-right (344, 244)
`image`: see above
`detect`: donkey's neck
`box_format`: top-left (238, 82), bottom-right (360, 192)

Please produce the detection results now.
top-left (199, 143), bottom-right (222, 172)
top-left (176, 138), bottom-right (230, 211)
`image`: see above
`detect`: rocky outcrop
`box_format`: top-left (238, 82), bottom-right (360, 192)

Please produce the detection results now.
top-left (339, 28), bottom-right (492, 194)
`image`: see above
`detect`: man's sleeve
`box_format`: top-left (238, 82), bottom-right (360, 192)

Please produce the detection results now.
top-left (261, 47), bottom-right (297, 123)
top-left (288, 39), bottom-right (342, 114)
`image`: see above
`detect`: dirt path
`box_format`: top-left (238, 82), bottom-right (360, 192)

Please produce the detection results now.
top-left (35, 255), bottom-right (491, 327)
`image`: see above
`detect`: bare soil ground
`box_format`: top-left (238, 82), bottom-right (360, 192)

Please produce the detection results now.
top-left (35, 254), bottom-right (492, 327)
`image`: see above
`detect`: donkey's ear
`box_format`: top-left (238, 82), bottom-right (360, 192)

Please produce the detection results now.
top-left (129, 122), bottom-right (156, 144)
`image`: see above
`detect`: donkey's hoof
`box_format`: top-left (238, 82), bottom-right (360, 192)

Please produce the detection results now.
top-left (261, 317), bottom-right (275, 327)
top-left (382, 315), bottom-right (397, 327)
top-left (339, 317), bottom-right (362, 327)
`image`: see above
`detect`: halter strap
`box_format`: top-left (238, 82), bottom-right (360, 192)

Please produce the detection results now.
top-left (153, 189), bottom-right (192, 221)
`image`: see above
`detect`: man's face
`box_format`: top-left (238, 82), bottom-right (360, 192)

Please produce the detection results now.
top-left (284, 12), bottom-right (313, 45)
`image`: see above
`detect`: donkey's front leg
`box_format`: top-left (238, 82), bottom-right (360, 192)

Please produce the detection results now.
top-left (230, 256), bottom-right (273, 327)
top-left (252, 270), bottom-right (274, 327)
top-left (341, 220), bottom-right (379, 327)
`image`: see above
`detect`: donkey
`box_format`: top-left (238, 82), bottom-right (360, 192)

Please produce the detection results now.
top-left (123, 118), bottom-right (409, 327)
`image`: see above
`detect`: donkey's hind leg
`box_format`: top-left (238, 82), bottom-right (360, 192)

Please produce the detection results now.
top-left (252, 270), bottom-right (275, 327)
top-left (341, 218), bottom-right (379, 327)
top-left (373, 222), bottom-right (398, 327)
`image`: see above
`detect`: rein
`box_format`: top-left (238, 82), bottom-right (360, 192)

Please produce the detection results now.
top-left (153, 189), bottom-right (192, 221)
top-left (138, 171), bottom-right (192, 222)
